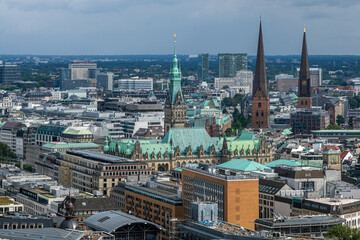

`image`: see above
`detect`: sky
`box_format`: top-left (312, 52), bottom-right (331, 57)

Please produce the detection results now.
top-left (0, 0), bottom-right (359, 55)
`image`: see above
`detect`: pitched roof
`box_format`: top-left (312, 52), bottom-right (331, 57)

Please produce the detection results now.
top-left (62, 128), bottom-right (93, 135)
top-left (321, 145), bottom-right (340, 150)
top-left (217, 159), bottom-right (269, 172)
top-left (0, 228), bottom-right (84, 240)
top-left (265, 159), bottom-right (302, 168)
top-left (162, 128), bottom-right (218, 153)
top-left (259, 178), bottom-right (287, 195)
top-left (341, 150), bottom-right (349, 160)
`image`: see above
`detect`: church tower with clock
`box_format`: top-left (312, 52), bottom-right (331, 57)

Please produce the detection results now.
top-left (298, 27), bottom-right (312, 109)
top-left (252, 21), bottom-right (270, 129)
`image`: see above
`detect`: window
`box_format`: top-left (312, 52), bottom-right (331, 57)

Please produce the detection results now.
top-left (258, 103), bottom-right (261, 108)
top-left (301, 181), bottom-right (315, 192)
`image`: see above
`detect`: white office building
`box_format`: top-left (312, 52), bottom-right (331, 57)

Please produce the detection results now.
top-left (118, 77), bottom-right (153, 91)
top-left (215, 70), bottom-right (253, 94)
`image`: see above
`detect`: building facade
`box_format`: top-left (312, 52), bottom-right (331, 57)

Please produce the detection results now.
top-left (198, 53), bottom-right (209, 80)
top-left (96, 72), bottom-right (114, 91)
top-left (182, 164), bottom-right (259, 230)
top-left (218, 53), bottom-right (247, 78)
top-left (117, 77), bottom-right (153, 91)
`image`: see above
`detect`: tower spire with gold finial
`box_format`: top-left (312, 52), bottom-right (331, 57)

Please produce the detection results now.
top-left (304, 25), bottom-right (306, 33)
top-left (174, 33), bottom-right (177, 56)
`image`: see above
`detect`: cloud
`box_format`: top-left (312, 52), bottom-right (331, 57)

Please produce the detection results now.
top-left (0, 0), bottom-right (358, 54)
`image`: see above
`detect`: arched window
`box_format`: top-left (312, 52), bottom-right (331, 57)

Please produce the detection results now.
top-left (261, 111), bottom-right (264, 117)
top-left (258, 103), bottom-right (261, 108)
top-left (256, 111), bottom-right (259, 116)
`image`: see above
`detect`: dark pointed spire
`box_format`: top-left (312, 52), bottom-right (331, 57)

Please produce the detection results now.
top-left (298, 26), bottom-right (311, 97)
top-left (253, 21), bottom-right (268, 98)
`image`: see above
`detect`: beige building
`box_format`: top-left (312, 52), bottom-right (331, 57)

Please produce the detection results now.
top-left (54, 150), bottom-right (150, 196)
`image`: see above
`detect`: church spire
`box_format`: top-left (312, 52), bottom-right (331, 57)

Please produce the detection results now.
top-left (299, 26), bottom-right (310, 90)
top-left (253, 21), bottom-right (268, 99)
top-left (169, 34), bottom-right (183, 104)
top-left (251, 20), bottom-right (270, 129)
top-left (297, 26), bottom-right (312, 108)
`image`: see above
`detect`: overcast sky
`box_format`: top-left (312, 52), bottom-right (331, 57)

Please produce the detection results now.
top-left (0, 0), bottom-right (359, 55)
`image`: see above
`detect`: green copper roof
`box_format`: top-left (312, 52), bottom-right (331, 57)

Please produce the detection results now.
top-left (0, 121), bottom-right (6, 128)
top-left (42, 142), bottom-right (99, 149)
top-left (237, 131), bottom-right (256, 140)
top-left (218, 159), bottom-right (269, 172)
top-left (62, 128), bottom-right (93, 135)
top-left (108, 128), bottom-right (262, 159)
top-left (162, 128), bottom-right (220, 153)
top-left (169, 39), bottom-right (184, 104)
top-left (282, 128), bottom-right (293, 136)
top-left (215, 115), bottom-right (231, 125)
top-left (265, 159), bottom-right (302, 168)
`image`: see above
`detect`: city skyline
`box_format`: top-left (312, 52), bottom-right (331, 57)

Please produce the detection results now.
top-left (0, 0), bottom-right (359, 55)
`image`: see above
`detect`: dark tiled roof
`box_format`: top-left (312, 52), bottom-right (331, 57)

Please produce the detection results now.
top-left (259, 179), bottom-right (286, 195)
top-left (60, 196), bottom-right (121, 212)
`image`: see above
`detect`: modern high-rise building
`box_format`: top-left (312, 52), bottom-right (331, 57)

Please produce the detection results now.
top-left (0, 63), bottom-right (21, 85)
top-left (59, 68), bottom-right (70, 90)
top-left (252, 22), bottom-right (270, 129)
top-left (198, 53), bottom-right (209, 80)
top-left (218, 53), bottom-right (247, 78)
top-left (97, 72), bottom-right (114, 91)
top-left (69, 62), bottom-right (97, 80)
top-left (117, 77), bottom-right (153, 91)
top-left (298, 27), bottom-right (312, 109)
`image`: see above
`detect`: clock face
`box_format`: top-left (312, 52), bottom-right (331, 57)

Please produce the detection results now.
top-left (258, 93), bottom-right (261, 98)
top-left (302, 80), bottom-right (307, 86)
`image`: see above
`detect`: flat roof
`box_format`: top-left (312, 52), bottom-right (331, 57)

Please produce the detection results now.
top-left (0, 228), bottom-right (84, 240)
top-left (308, 198), bottom-right (360, 206)
top-left (66, 150), bottom-right (137, 164)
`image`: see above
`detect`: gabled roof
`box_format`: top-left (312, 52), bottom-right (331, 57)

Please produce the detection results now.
top-left (218, 159), bottom-right (269, 172)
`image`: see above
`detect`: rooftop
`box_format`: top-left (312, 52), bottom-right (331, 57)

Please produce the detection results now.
top-left (43, 142), bottom-right (99, 149)
top-left (308, 198), bottom-right (360, 206)
top-left (0, 228), bottom-right (84, 240)
top-left (62, 128), bottom-right (93, 135)
top-left (83, 210), bottom-right (164, 233)
top-left (66, 150), bottom-right (137, 164)
top-left (0, 196), bottom-right (21, 206)
top-left (255, 215), bottom-right (345, 227)
top-left (218, 159), bottom-right (269, 172)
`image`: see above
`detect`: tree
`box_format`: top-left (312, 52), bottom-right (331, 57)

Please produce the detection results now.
top-left (327, 121), bottom-right (342, 130)
top-left (222, 108), bottom-right (228, 114)
top-left (222, 85), bottom-right (229, 90)
top-left (337, 115), bottom-right (345, 125)
top-left (225, 128), bottom-right (233, 137)
top-left (326, 225), bottom-right (360, 240)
